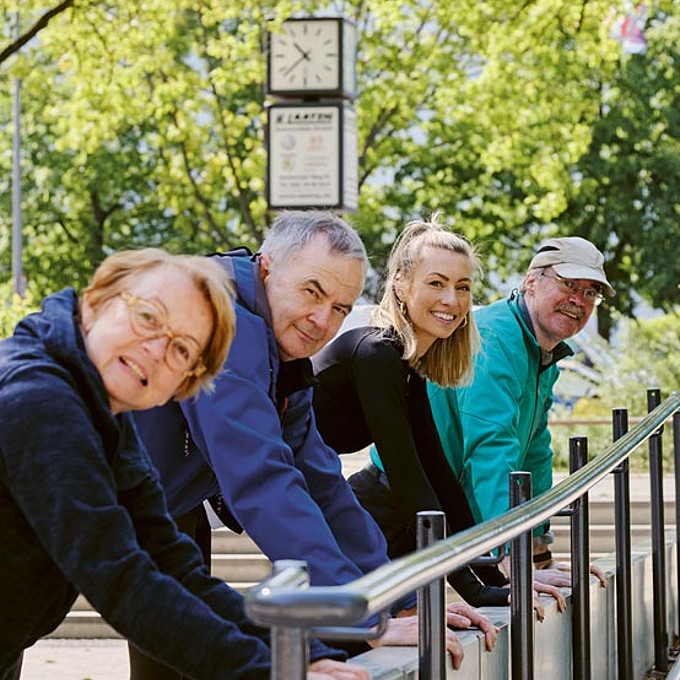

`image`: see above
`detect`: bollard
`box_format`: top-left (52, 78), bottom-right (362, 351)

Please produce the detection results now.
top-left (510, 471), bottom-right (534, 680)
top-left (569, 437), bottom-right (591, 680)
top-left (417, 511), bottom-right (447, 680)
top-left (612, 408), bottom-right (634, 680)
top-left (648, 388), bottom-right (669, 672)
top-left (269, 561), bottom-right (310, 680)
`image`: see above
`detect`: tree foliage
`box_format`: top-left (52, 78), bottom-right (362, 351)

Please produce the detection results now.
top-left (0, 0), bottom-right (678, 335)
top-left (0, 1), bottom-right (74, 64)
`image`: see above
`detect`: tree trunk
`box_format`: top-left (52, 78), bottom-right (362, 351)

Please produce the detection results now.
top-left (596, 305), bottom-right (613, 341)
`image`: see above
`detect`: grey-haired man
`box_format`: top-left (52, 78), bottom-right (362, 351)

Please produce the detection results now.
top-left (428, 237), bottom-right (613, 595)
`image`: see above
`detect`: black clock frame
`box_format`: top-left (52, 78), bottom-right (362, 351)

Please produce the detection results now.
top-left (266, 17), bottom-right (357, 100)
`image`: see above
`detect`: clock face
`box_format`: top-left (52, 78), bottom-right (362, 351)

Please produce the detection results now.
top-left (269, 19), bottom-right (341, 93)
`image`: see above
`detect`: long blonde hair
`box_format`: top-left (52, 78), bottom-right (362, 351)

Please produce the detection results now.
top-left (372, 214), bottom-right (482, 387)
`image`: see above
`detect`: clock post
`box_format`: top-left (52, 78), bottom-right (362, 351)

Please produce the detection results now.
top-left (265, 17), bottom-right (358, 212)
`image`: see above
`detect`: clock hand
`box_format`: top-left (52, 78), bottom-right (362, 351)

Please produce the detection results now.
top-left (293, 42), bottom-right (311, 60)
top-left (282, 53), bottom-right (307, 77)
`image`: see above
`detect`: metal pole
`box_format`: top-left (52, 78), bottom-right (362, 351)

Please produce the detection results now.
top-left (510, 471), bottom-right (534, 680)
top-left (674, 411), bottom-right (680, 639)
top-left (269, 561), bottom-right (309, 680)
top-left (612, 407), bottom-right (634, 680)
top-left (12, 11), bottom-right (24, 297)
top-left (569, 437), bottom-right (591, 680)
top-left (417, 511), bottom-right (446, 680)
top-left (647, 388), bottom-right (669, 672)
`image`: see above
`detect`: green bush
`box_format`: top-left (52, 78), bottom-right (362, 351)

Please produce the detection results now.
top-left (550, 311), bottom-right (680, 472)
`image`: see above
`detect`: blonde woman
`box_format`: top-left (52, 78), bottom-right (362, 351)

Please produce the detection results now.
top-left (313, 216), bottom-right (509, 608)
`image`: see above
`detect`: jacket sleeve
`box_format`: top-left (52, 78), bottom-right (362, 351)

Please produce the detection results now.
top-left (283, 387), bottom-right (390, 578)
top-left (0, 369), bottom-right (275, 680)
top-left (124, 458), bottom-right (345, 665)
top-left (436, 330), bottom-right (536, 525)
top-left (349, 339), bottom-right (445, 527)
top-left (180, 313), bottom-right (388, 588)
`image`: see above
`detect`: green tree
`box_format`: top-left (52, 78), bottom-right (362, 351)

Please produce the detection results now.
top-left (558, 8), bottom-right (680, 338)
top-left (1, 0), bottom-right (678, 321)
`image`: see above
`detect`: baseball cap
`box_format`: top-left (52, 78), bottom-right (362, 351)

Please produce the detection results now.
top-left (529, 237), bottom-right (614, 296)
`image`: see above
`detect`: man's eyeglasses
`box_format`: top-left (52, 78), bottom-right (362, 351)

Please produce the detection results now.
top-left (540, 271), bottom-right (604, 306)
top-left (121, 293), bottom-right (207, 377)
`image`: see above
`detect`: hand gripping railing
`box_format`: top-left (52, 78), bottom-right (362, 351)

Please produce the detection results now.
top-left (245, 391), bottom-right (680, 679)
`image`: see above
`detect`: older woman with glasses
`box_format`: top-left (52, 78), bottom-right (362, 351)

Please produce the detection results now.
top-left (0, 248), bottom-right (364, 680)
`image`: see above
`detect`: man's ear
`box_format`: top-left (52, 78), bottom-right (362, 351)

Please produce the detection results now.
top-left (258, 253), bottom-right (272, 283)
top-left (523, 272), bottom-right (538, 297)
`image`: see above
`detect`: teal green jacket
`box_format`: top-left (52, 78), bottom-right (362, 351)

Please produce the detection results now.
top-left (426, 294), bottom-right (571, 530)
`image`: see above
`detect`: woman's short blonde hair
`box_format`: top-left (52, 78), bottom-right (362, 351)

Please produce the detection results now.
top-left (83, 248), bottom-right (235, 400)
top-left (372, 213), bottom-right (482, 387)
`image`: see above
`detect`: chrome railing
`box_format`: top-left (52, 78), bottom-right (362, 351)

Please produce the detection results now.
top-left (245, 390), bottom-right (680, 679)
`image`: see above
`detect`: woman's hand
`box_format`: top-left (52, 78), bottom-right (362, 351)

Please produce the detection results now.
top-left (368, 615), bottom-right (465, 670)
top-left (446, 601), bottom-right (499, 651)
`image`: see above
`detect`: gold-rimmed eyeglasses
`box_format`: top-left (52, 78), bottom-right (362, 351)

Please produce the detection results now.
top-left (121, 293), bottom-right (207, 377)
top-left (540, 271), bottom-right (605, 306)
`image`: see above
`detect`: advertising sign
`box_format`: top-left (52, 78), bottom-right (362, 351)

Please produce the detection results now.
top-left (267, 102), bottom-right (358, 211)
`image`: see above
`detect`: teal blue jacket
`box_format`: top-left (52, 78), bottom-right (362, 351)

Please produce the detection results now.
top-left (427, 294), bottom-right (571, 530)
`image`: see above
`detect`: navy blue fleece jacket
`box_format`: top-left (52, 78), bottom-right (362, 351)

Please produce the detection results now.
top-left (0, 289), bottom-right (342, 678)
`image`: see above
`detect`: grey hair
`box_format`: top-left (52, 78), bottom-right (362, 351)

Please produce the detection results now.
top-left (260, 210), bottom-right (368, 275)
top-left (520, 267), bottom-right (545, 294)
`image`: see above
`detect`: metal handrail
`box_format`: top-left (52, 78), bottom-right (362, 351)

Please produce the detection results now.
top-left (245, 391), bottom-right (680, 629)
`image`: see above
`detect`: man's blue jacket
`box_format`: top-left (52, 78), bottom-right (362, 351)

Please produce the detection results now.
top-left (134, 250), bottom-right (390, 587)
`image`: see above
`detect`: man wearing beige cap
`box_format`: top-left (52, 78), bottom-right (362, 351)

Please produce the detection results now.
top-left (427, 236), bottom-right (613, 591)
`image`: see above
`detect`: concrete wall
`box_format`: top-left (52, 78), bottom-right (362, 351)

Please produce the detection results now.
top-left (348, 530), bottom-right (678, 679)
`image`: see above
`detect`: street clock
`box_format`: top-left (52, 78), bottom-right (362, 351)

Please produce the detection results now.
top-left (267, 17), bottom-right (357, 99)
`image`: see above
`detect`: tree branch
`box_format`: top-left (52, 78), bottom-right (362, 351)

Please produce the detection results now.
top-left (0, 0), bottom-right (74, 65)
top-left (56, 216), bottom-right (78, 244)
top-left (197, 8), bottom-right (261, 245)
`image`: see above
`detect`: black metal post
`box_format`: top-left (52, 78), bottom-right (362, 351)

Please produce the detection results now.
top-left (647, 388), bottom-right (669, 672)
top-left (674, 411), bottom-right (680, 639)
top-left (510, 471), bottom-right (534, 680)
top-left (569, 437), bottom-right (591, 680)
top-left (417, 511), bottom-right (447, 680)
top-left (612, 408), bottom-right (634, 680)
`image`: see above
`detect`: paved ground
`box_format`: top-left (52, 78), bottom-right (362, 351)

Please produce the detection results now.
top-left (21, 640), bottom-right (128, 680)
